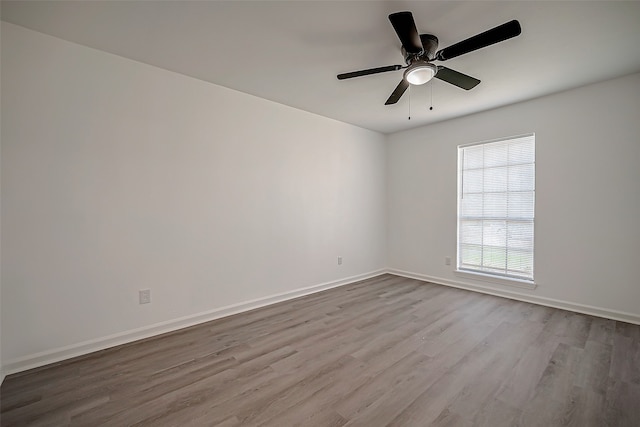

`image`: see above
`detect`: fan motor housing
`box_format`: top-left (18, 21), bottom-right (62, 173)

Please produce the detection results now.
top-left (402, 34), bottom-right (439, 63)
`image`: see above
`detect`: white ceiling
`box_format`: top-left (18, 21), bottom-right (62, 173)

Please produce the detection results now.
top-left (3, 1), bottom-right (640, 134)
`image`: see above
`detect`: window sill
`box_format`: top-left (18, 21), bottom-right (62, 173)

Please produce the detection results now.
top-left (454, 270), bottom-right (537, 290)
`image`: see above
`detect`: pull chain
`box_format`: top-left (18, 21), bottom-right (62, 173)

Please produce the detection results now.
top-left (408, 84), bottom-right (412, 120)
top-left (429, 80), bottom-right (434, 111)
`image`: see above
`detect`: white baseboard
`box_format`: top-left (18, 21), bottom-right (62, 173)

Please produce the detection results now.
top-left (387, 269), bottom-right (640, 325)
top-left (3, 269), bottom-right (386, 376)
top-left (6, 267), bottom-right (637, 377)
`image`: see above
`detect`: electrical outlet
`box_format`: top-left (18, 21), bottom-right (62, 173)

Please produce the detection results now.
top-left (445, 257), bottom-right (451, 266)
top-left (139, 289), bottom-right (151, 304)
top-left (337, 256), bottom-right (343, 265)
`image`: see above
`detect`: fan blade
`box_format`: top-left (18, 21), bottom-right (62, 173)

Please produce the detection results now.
top-left (389, 11), bottom-right (423, 54)
top-left (337, 65), bottom-right (403, 80)
top-left (435, 66), bottom-right (481, 90)
top-left (435, 20), bottom-right (521, 61)
top-left (385, 79), bottom-right (410, 105)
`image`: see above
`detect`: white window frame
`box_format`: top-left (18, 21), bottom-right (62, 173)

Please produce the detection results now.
top-left (456, 133), bottom-right (535, 286)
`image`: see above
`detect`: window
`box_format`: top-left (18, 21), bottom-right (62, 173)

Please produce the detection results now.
top-left (457, 134), bottom-right (535, 281)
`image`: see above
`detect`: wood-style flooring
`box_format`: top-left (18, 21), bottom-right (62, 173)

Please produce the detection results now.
top-left (1, 274), bottom-right (639, 426)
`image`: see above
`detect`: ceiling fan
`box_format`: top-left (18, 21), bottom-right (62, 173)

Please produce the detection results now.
top-left (337, 12), bottom-right (521, 105)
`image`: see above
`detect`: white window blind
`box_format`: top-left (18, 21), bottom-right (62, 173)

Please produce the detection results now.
top-left (457, 134), bottom-right (535, 281)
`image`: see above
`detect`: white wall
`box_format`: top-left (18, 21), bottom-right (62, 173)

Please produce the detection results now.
top-left (0, 23), bottom-right (386, 371)
top-left (387, 72), bottom-right (640, 321)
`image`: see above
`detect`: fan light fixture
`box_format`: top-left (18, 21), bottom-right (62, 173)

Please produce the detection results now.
top-left (404, 61), bottom-right (437, 85)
